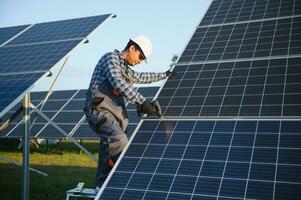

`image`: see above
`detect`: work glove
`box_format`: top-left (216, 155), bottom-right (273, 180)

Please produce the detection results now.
top-left (139, 100), bottom-right (156, 115)
top-left (166, 70), bottom-right (176, 78)
top-left (152, 100), bottom-right (162, 118)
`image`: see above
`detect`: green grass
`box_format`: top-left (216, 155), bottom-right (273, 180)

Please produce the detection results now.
top-left (0, 139), bottom-right (99, 200)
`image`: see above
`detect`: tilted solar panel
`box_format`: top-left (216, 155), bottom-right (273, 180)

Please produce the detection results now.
top-left (0, 14), bottom-right (114, 118)
top-left (99, 119), bottom-right (301, 199)
top-left (157, 0), bottom-right (301, 118)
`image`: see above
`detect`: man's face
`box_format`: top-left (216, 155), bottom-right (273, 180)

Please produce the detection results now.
top-left (126, 45), bottom-right (145, 66)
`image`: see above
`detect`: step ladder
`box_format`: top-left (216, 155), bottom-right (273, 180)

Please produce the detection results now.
top-left (66, 182), bottom-right (97, 200)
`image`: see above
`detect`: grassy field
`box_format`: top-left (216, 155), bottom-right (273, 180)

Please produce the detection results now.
top-left (0, 139), bottom-right (99, 200)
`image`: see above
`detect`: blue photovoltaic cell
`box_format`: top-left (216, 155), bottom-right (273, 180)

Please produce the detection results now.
top-left (7, 15), bottom-right (111, 45)
top-left (179, 16), bottom-right (301, 63)
top-left (100, 120), bottom-right (301, 199)
top-left (0, 72), bottom-right (44, 117)
top-left (0, 39), bottom-right (81, 74)
top-left (200, 0), bottom-right (301, 26)
top-left (159, 57), bottom-right (301, 117)
top-left (138, 87), bottom-right (159, 98)
top-left (0, 25), bottom-right (30, 45)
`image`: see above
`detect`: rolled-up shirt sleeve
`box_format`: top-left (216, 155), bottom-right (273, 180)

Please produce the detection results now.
top-left (128, 68), bottom-right (168, 84)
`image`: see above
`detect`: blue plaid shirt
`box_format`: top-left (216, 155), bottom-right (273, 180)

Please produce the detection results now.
top-left (88, 50), bottom-right (167, 105)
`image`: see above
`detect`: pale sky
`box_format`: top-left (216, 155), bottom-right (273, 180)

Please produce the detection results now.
top-left (0, 0), bottom-right (212, 91)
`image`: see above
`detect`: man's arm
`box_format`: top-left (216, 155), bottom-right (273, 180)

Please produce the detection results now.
top-left (128, 69), bottom-right (168, 84)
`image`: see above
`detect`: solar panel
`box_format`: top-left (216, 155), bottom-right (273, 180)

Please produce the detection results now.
top-left (156, 0), bottom-right (301, 118)
top-left (99, 119), bottom-right (301, 199)
top-left (158, 57), bottom-right (301, 117)
top-left (96, 0), bottom-right (301, 199)
top-left (0, 25), bottom-right (30, 45)
top-left (179, 17), bottom-right (301, 63)
top-left (0, 14), bottom-right (113, 119)
top-left (200, 0), bottom-right (301, 26)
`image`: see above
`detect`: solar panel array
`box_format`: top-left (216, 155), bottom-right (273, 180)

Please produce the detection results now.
top-left (0, 87), bottom-right (159, 139)
top-left (98, 0), bottom-right (301, 199)
top-left (0, 14), bottom-right (113, 118)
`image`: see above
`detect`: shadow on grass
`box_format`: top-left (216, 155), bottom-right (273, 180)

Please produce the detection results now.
top-left (0, 163), bottom-right (96, 200)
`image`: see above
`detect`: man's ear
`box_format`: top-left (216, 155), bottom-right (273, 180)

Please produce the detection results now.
top-left (129, 45), bottom-right (136, 52)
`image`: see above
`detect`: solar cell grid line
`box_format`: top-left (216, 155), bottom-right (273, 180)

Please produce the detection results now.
top-left (243, 119), bottom-right (260, 199)
top-left (143, 120), bottom-right (198, 200)
top-left (157, 23), bottom-right (212, 116)
top-left (98, 119), bottom-right (301, 199)
top-left (104, 120), bottom-right (165, 200)
top-left (272, 117), bottom-right (281, 199)
top-left (211, 6), bottom-right (258, 117)
top-left (261, 12), bottom-right (283, 118)
top-left (206, 0), bottom-right (237, 62)
top-left (237, 8), bottom-right (271, 119)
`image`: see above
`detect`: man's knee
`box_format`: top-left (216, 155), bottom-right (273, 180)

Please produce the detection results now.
top-left (119, 136), bottom-right (128, 150)
top-left (109, 136), bottom-right (128, 156)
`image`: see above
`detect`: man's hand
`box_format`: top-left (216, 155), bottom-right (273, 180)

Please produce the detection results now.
top-left (152, 100), bottom-right (162, 118)
top-left (166, 70), bottom-right (176, 78)
top-left (140, 100), bottom-right (156, 115)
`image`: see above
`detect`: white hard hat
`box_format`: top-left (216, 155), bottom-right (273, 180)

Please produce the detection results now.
top-left (130, 35), bottom-right (152, 63)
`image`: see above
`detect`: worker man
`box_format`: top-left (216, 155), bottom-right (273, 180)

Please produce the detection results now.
top-left (84, 35), bottom-right (175, 190)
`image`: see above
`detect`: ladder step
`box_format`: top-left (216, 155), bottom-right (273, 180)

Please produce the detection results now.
top-left (66, 188), bottom-right (96, 200)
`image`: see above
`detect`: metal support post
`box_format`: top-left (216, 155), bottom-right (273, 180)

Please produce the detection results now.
top-left (23, 94), bottom-right (30, 200)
